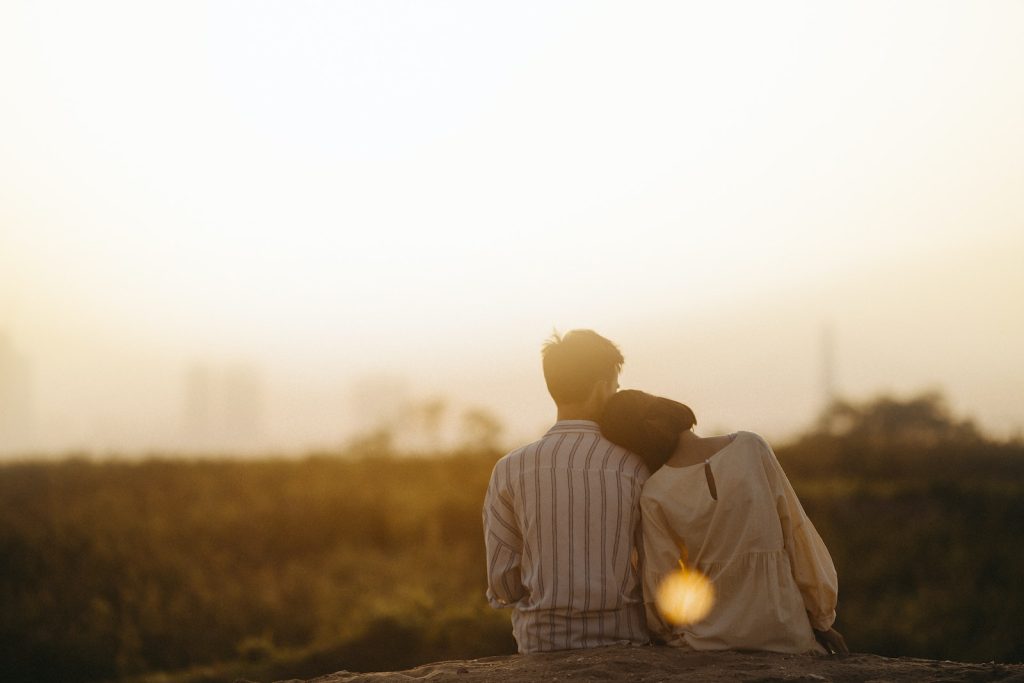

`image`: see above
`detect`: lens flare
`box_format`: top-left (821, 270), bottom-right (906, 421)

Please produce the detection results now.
top-left (655, 565), bottom-right (715, 626)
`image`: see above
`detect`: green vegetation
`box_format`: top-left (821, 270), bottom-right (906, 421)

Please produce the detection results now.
top-left (1, 393), bottom-right (1021, 682)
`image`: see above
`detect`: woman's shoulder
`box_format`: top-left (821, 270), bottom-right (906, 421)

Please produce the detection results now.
top-left (639, 480), bottom-right (666, 511)
top-left (639, 464), bottom-right (687, 501)
top-left (725, 431), bottom-right (779, 470)
top-left (727, 431), bottom-right (788, 484)
top-left (731, 430), bottom-right (773, 451)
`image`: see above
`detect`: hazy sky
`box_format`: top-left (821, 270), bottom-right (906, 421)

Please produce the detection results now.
top-left (1, 1), bottom-right (1022, 455)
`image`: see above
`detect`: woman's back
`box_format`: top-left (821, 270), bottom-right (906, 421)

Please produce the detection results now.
top-left (640, 431), bottom-right (836, 653)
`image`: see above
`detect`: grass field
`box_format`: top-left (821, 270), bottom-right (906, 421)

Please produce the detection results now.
top-left (2, 394), bottom-right (1021, 682)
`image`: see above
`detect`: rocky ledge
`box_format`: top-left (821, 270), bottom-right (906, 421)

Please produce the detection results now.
top-left (270, 646), bottom-right (1024, 683)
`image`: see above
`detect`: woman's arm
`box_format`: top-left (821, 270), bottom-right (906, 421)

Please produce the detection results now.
top-left (640, 496), bottom-right (685, 642)
top-left (760, 439), bottom-right (839, 632)
top-left (815, 626), bottom-right (850, 654)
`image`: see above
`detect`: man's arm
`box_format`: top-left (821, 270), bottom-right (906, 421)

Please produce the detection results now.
top-left (483, 466), bottom-right (526, 608)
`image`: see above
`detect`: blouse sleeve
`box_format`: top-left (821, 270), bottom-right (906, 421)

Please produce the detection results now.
top-left (761, 439), bottom-right (838, 631)
top-left (640, 494), bottom-right (684, 643)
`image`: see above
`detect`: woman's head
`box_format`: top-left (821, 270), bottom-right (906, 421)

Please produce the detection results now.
top-left (599, 390), bottom-right (697, 472)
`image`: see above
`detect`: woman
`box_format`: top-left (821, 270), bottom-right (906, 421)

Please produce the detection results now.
top-left (600, 390), bottom-right (848, 655)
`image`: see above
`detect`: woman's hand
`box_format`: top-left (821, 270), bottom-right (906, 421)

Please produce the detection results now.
top-left (814, 627), bottom-right (849, 655)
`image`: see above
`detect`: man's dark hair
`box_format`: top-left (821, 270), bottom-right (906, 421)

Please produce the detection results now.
top-left (599, 390), bottom-right (697, 472)
top-left (541, 329), bottom-right (624, 405)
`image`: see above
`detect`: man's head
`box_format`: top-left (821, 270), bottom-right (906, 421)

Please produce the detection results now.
top-left (541, 330), bottom-right (623, 413)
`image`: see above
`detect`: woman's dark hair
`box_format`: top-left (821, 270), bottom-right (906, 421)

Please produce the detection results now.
top-left (599, 390), bottom-right (697, 473)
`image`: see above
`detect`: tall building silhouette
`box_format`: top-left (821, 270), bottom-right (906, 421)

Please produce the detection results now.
top-left (182, 361), bottom-right (263, 452)
top-left (0, 332), bottom-right (33, 453)
top-left (222, 364), bottom-right (263, 449)
top-left (183, 363), bottom-right (214, 447)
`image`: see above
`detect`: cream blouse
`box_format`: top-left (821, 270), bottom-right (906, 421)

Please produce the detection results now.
top-left (640, 431), bottom-right (838, 654)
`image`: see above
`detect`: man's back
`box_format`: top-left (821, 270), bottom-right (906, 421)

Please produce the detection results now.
top-left (483, 420), bottom-right (650, 652)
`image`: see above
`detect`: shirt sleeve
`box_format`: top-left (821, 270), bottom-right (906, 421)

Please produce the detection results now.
top-left (761, 439), bottom-right (839, 631)
top-left (482, 464), bottom-right (526, 609)
top-left (640, 495), bottom-right (683, 643)
top-left (631, 487), bottom-right (645, 577)
top-left (631, 466), bottom-right (649, 576)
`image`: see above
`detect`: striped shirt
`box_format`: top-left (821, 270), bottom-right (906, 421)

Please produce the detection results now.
top-left (483, 420), bottom-right (651, 652)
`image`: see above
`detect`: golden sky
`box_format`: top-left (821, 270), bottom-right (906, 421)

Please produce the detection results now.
top-left (1, 1), bottom-right (1022, 454)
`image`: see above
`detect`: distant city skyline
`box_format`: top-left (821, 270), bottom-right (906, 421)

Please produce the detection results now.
top-left (0, 293), bottom-right (1019, 458)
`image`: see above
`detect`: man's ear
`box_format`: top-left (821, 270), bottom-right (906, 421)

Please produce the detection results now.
top-left (586, 379), bottom-right (609, 406)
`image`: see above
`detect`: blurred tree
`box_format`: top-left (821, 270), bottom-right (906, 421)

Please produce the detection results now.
top-left (342, 428), bottom-right (395, 459)
top-left (789, 390), bottom-right (989, 477)
top-left (817, 390), bottom-right (982, 449)
top-left (458, 408), bottom-right (503, 454)
top-left (399, 397), bottom-right (448, 452)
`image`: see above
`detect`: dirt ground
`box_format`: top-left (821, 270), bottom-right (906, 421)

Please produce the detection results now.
top-left (273, 645), bottom-right (1024, 683)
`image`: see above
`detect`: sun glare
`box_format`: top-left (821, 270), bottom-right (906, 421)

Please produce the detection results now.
top-left (655, 562), bottom-right (716, 626)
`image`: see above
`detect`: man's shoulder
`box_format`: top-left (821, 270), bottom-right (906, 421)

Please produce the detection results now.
top-left (497, 431), bottom-right (638, 464)
top-left (497, 437), bottom-right (543, 465)
top-left (489, 439), bottom-right (541, 483)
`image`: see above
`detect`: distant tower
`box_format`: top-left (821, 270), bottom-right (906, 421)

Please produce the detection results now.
top-left (0, 332), bottom-right (33, 453)
top-left (820, 323), bottom-right (837, 410)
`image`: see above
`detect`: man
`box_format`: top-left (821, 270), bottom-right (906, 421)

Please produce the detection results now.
top-left (483, 329), bottom-right (650, 652)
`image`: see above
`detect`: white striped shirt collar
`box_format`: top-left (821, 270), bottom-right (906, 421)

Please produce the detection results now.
top-left (545, 420), bottom-right (602, 435)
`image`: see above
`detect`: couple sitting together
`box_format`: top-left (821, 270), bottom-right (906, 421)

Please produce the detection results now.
top-left (483, 330), bottom-right (848, 656)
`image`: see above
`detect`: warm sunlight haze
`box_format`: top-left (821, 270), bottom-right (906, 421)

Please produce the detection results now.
top-left (1, 1), bottom-right (1022, 455)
